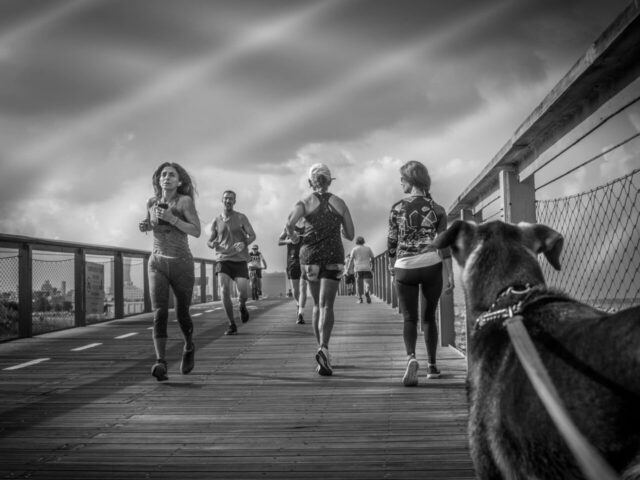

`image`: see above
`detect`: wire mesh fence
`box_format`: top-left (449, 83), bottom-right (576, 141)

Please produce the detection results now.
top-left (0, 251), bottom-right (19, 341)
top-left (536, 168), bottom-right (640, 312)
top-left (0, 235), bottom-right (218, 341)
top-left (31, 252), bottom-right (75, 335)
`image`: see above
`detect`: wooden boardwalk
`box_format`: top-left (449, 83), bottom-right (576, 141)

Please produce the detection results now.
top-left (0, 295), bottom-right (475, 479)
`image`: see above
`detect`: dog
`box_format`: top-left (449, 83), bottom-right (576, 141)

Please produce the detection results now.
top-left (432, 220), bottom-right (640, 480)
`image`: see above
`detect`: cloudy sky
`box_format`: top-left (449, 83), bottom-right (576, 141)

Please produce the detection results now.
top-left (0, 0), bottom-right (633, 271)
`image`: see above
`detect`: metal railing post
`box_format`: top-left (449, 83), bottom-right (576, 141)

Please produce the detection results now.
top-left (18, 243), bottom-right (32, 338)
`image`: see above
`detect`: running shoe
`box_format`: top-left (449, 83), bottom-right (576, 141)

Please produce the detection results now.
top-left (224, 324), bottom-right (238, 335)
top-left (181, 344), bottom-right (195, 374)
top-left (365, 292), bottom-right (371, 304)
top-left (151, 359), bottom-right (168, 382)
top-left (297, 313), bottom-right (305, 324)
top-left (402, 357), bottom-right (419, 386)
top-left (240, 304), bottom-right (250, 323)
top-left (357, 297), bottom-right (363, 304)
top-left (316, 346), bottom-right (332, 376)
top-left (426, 364), bottom-right (441, 379)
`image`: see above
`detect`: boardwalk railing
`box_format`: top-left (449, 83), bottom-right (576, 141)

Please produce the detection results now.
top-left (444, 1), bottom-right (640, 352)
top-left (348, 2), bottom-right (640, 356)
top-left (0, 234), bottom-right (218, 341)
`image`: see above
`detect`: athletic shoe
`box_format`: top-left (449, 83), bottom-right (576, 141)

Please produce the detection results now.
top-left (181, 344), bottom-right (195, 374)
top-left (297, 313), bottom-right (305, 324)
top-left (316, 346), bottom-right (332, 376)
top-left (240, 305), bottom-right (250, 323)
top-left (427, 364), bottom-right (441, 379)
top-left (151, 359), bottom-right (168, 382)
top-left (357, 297), bottom-right (363, 304)
top-left (402, 357), bottom-right (419, 386)
top-left (365, 292), bottom-right (371, 304)
top-left (224, 324), bottom-right (238, 336)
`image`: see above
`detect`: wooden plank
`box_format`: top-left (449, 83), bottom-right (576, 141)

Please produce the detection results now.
top-left (0, 296), bottom-right (474, 479)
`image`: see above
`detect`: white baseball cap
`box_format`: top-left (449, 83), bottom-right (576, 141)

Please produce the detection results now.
top-left (308, 163), bottom-right (332, 181)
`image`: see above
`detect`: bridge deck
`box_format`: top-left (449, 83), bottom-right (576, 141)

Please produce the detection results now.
top-left (0, 295), bottom-right (474, 479)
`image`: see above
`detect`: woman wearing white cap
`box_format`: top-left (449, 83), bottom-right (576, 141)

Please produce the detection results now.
top-left (285, 163), bottom-right (354, 376)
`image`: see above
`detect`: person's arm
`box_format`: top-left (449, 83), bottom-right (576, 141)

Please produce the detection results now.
top-left (239, 214), bottom-right (257, 250)
top-left (164, 196), bottom-right (201, 238)
top-left (285, 201), bottom-right (306, 243)
top-left (346, 250), bottom-right (355, 272)
top-left (207, 218), bottom-right (219, 249)
top-left (339, 199), bottom-right (355, 241)
top-left (368, 246), bottom-right (375, 271)
top-left (387, 207), bottom-right (399, 275)
top-left (435, 208), bottom-right (454, 291)
top-left (278, 228), bottom-right (289, 246)
top-left (139, 197), bottom-right (154, 232)
top-left (443, 257), bottom-right (454, 292)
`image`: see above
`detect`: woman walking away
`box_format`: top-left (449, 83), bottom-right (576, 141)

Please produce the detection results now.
top-left (139, 163), bottom-right (201, 381)
top-left (285, 163), bottom-right (354, 376)
top-left (387, 160), bottom-right (453, 386)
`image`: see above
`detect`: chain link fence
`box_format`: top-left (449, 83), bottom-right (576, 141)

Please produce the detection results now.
top-left (0, 252), bottom-right (19, 340)
top-left (536, 168), bottom-right (640, 312)
top-left (31, 252), bottom-right (76, 335)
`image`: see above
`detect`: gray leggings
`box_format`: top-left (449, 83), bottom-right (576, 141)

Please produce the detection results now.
top-left (149, 254), bottom-right (194, 340)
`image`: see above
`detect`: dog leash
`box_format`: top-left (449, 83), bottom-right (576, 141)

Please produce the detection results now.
top-left (505, 315), bottom-right (620, 480)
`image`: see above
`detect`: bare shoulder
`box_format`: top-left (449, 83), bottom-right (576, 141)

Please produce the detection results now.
top-left (146, 196), bottom-right (157, 208)
top-left (301, 193), bottom-right (319, 211)
top-left (328, 193), bottom-right (349, 213)
top-left (176, 194), bottom-right (195, 207)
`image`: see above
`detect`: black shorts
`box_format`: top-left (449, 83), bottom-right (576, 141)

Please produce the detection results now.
top-left (301, 264), bottom-right (344, 282)
top-left (216, 261), bottom-right (249, 280)
top-left (356, 271), bottom-right (373, 280)
top-left (345, 274), bottom-right (355, 284)
top-left (287, 264), bottom-right (301, 280)
top-left (249, 268), bottom-right (262, 279)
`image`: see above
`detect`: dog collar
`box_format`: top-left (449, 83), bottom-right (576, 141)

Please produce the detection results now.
top-left (475, 284), bottom-right (544, 330)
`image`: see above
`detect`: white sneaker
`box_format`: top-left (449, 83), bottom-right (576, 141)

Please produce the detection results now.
top-left (402, 357), bottom-right (419, 386)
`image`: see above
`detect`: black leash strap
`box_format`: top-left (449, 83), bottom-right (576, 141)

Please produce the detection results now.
top-left (505, 315), bottom-right (619, 480)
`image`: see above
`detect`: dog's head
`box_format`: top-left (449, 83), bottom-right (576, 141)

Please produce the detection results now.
top-left (433, 220), bottom-right (563, 313)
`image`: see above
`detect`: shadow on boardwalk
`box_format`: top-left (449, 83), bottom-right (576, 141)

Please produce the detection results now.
top-left (0, 295), bottom-right (475, 479)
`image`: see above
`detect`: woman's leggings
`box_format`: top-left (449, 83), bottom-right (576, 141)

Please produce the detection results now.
top-left (395, 262), bottom-right (443, 364)
top-left (149, 254), bottom-right (195, 341)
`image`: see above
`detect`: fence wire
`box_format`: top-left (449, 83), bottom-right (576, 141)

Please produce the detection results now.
top-left (536, 169), bottom-right (640, 312)
top-left (32, 254), bottom-right (75, 334)
top-left (0, 254), bottom-right (19, 341)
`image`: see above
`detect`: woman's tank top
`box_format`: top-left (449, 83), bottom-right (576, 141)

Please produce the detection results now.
top-left (300, 192), bottom-right (344, 265)
top-left (151, 199), bottom-right (192, 259)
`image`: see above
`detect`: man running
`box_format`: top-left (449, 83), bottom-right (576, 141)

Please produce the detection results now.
top-left (207, 190), bottom-right (256, 335)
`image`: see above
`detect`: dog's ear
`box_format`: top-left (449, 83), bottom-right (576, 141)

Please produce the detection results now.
top-left (433, 220), bottom-right (477, 267)
top-left (518, 222), bottom-right (564, 270)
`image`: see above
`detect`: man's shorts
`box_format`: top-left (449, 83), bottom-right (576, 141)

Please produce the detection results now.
top-left (216, 261), bottom-right (249, 280)
top-left (344, 273), bottom-right (355, 284)
top-left (301, 264), bottom-right (344, 282)
top-left (356, 271), bottom-right (373, 280)
top-left (249, 268), bottom-right (262, 278)
top-left (286, 264), bottom-right (302, 280)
